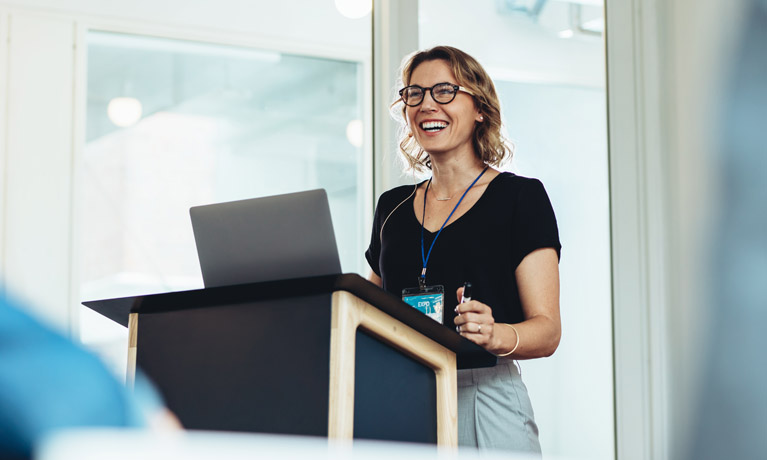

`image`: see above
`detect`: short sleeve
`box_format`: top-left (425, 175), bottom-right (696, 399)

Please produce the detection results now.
top-left (364, 197), bottom-right (384, 276)
top-left (510, 179), bottom-right (562, 268)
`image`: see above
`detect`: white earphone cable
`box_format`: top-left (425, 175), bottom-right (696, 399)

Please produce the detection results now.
top-left (379, 170), bottom-right (420, 243)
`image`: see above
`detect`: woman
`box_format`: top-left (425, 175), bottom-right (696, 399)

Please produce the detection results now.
top-left (365, 46), bottom-right (561, 453)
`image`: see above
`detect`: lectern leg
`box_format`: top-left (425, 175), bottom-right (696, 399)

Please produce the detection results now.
top-left (328, 293), bottom-right (358, 440)
top-left (126, 313), bottom-right (138, 389)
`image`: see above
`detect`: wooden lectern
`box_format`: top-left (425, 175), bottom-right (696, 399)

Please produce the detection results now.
top-left (84, 274), bottom-right (495, 446)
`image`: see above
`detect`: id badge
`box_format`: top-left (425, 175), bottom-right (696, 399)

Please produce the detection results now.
top-left (402, 285), bottom-right (445, 324)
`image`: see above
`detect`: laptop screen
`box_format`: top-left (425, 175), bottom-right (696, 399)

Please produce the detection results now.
top-left (190, 189), bottom-right (342, 287)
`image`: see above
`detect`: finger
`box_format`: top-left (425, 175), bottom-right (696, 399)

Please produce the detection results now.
top-left (454, 299), bottom-right (475, 314)
top-left (454, 312), bottom-right (485, 326)
top-left (455, 322), bottom-right (483, 334)
top-left (455, 286), bottom-right (464, 303)
top-left (455, 300), bottom-right (490, 315)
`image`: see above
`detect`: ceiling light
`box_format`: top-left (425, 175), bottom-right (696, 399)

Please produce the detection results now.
top-left (107, 97), bottom-right (142, 127)
top-left (334, 0), bottom-right (372, 19)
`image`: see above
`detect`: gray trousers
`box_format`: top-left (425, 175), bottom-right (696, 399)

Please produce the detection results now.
top-left (457, 360), bottom-right (542, 454)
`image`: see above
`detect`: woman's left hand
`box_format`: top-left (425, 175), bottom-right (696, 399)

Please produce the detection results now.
top-left (453, 286), bottom-right (498, 350)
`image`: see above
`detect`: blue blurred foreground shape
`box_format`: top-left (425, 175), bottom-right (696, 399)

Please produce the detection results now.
top-left (0, 294), bottom-right (152, 459)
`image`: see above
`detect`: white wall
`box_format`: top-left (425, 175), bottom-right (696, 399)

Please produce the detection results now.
top-left (1, 11), bottom-right (76, 330)
top-left (605, 0), bottom-right (671, 457)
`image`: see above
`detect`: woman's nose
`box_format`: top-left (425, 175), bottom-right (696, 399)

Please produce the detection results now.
top-left (420, 90), bottom-right (438, 111)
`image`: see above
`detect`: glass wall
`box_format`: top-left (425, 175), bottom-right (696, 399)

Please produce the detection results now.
top-left (80, 31), bottom-right (369, 374)
top-left (419, 0), bottom-right (613, 458)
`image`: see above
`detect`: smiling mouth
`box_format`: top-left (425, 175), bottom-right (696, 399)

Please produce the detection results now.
top-left (421, 121), bottom-right (449, 132)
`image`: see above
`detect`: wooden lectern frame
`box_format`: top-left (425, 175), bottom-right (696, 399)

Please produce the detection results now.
top-left (86, 274), bottom-right (495, 446)
top-left (328, 291), bottom-right (456, 444)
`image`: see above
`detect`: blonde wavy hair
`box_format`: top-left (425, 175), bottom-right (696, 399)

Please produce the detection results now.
top-left (392, 46), bottom-right (512, 173)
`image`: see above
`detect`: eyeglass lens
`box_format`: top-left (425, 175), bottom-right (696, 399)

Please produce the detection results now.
top-left (402, 83), bottom-right (457, 106)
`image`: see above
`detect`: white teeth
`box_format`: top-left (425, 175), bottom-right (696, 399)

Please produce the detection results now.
top-left (421, 121), bottom-right (448, 132)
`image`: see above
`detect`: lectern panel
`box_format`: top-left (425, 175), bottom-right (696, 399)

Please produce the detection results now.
top-left (353, 329), bottom-right (438, 443)
top-left (136, 294), bottom-right (332, 435)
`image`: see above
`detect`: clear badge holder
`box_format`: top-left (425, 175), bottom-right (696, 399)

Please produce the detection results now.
top-left (402, 285), bottom-right (445, 324)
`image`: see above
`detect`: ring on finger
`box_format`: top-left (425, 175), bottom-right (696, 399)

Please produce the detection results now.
top-left (478, 324), bottom-right (482, 333)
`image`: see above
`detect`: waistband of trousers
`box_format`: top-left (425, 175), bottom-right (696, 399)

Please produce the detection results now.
top-left (457, 358), bottom-right (519, 386)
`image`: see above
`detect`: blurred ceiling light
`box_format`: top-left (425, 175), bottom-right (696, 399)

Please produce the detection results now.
top-left (107, 97), bottom-right (143, 127)
top-left (346, 119), bottom-right (364, 148)
top-left (335, 0), bottom-right (372, 19)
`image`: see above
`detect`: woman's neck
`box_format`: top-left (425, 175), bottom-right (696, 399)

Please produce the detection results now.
top-left (428, 154), bottom-right (486, 197)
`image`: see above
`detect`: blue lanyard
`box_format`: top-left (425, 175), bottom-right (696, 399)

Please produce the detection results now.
top-left (419, 166), bottom-right (488, 288)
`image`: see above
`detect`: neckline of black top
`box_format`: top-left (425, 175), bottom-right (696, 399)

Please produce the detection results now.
top-left (411, 171), bottom-right (508, 235)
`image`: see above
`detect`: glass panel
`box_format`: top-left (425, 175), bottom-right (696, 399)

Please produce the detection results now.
top-left (80, 31), bottom-right (368, 376)
top-left (419, 1), bottom-right (613, 458)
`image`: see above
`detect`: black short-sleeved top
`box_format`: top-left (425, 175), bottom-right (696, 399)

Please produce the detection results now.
top-left (365, 172), bottom-right (561, 329)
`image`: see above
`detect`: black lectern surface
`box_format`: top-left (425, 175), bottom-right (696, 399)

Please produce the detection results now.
top-left (84, 274), bottom-right (496, 369)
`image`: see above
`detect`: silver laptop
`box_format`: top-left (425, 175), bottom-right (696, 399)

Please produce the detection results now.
top-left (190, 189), bottom-right (342, 287)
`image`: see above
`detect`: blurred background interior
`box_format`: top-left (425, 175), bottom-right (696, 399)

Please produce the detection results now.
top-left (0, 0), bottom-right (763, 459)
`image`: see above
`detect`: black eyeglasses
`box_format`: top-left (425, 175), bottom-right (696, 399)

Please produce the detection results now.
top-left (398, 82), bottom-right (473, 107)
